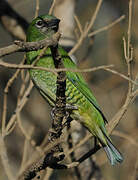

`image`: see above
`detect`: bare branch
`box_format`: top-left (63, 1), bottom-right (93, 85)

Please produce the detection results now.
top-left (74, 15), bottom-right (83, 35)
top-left (49, 0), bottom-right (57, 15)
top-left (5, 81), bottom-right (34, 134)
top-left (113, 130), bottom-right (138, 148)
top-left (0, 32), bottom-right (61, 58)
top-left (0, 135), bottom-right (14, 180)
top-left (34, 0), bottom-right (40, 18)
top-left (69, 0), bottom-right (103, 55)
top-left (88, 15), bottom-right (125, 37)
top-left (107, 0), bottom-right (135, 134)
top-left (0, 61), bottom-right (137, 86)
top-left (1, 57), bottom-right (26, 136)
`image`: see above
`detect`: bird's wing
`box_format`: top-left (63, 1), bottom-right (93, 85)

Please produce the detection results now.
top-left (58, 46), bottom-right (108, 123)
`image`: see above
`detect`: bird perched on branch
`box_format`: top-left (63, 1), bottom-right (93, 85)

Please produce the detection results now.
top-left (26, 14), bottom-right (123, 165)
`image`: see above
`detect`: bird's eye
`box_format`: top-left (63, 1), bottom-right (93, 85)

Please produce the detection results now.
top-left (36, 20), bottom-right (43, 27)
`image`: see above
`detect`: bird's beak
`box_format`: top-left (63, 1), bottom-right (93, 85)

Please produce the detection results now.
top-left (45, 18), bottom-right (60, 27)
top-left (51, 18), bottom-right (60, 26)
top-left (46, 18), bottom-right (60, 32)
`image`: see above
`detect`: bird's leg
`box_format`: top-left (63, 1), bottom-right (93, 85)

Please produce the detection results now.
top-left (66, 104), bottom-right (78, 111)
top-left (51, 107), bottom-right (72, 129)
top-left (50, 103), bottom-right (77, 121)
top-left (57, 104), bottom-right (77, 128)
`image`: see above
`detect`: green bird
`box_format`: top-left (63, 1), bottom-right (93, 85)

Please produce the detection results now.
top-left (26, 14), bottom-right (123, 165)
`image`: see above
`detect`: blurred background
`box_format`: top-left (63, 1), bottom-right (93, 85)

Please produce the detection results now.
top-left (0, 0), bottom-right (138, 180)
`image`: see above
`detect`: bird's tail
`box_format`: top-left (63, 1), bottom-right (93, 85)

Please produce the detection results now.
top-left (102, 133), bottom-right (123, 165)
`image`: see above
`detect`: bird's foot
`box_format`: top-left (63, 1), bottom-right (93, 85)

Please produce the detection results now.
top-left (66, 104), bottom-right (78, 111)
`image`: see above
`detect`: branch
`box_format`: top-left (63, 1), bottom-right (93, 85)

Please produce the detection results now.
top-left (69, 0), bottom-right (103, 55)
top-left (108, 0), bottom-right (134, 134)
top-left (18, 44), bottom-right (68, 180)
top-left (49, 0), bottom-right (57, 15)
top-left (0, 135), bottom-right (14, 180)
top-left (34, 0), bottom-right (40, 18)
top-left (0, 32), bottom-right (61, 58)
top-left (65, 0), bottom-right (137, 165)
top-left (1, 57), bottom-right (26, 136)
top-left (0, 61), bottom-right (137, 85)
top-left (88, 15), bottom-right (125, 37)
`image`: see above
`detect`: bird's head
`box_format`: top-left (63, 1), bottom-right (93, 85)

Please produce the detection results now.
top-left (26, 15), bottom-right (60, 42)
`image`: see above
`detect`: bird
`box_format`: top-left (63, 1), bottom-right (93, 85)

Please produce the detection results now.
top-left (26, 14), bottom-right (123, 165)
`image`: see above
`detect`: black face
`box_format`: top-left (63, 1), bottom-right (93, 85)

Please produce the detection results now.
top-left (35, 17), bottom-right (60, 32)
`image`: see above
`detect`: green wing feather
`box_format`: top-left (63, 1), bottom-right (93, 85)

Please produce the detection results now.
top-left (58, 46), bottom-right (108, 123)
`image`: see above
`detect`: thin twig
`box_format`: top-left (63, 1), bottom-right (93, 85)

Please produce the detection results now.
top-left (5, 39), bottom-right (56, 135)
top-left (35, 0), bottom-right (40, 18)
top-left (113, 130), bottom-right (138, 148)
top-left (0, 61), bottom-right (137, 85)
top-left (69, 0), bottom-right (103, 55)
top-left (18, 126), bottom-right (35, 175)
top-left (0, 60), bottom-right (113, 73)
top-left (16, 71), bottom-right (42, 155)
top-left (5, 81), bottom-right (33, 134)
top-left (74, 15), bottom-right (83, 35)
top-left (103, 67), bottom-right (137, 85)
top-left (107, 0), bottom-right (135, 134)
top-left (49, 0), bottom-right (57, 15)
top-left (107, 87), bottom-right (136, 134)
top-left (16, 70), bottom-right (44, 155)
top-left (127, 0), bottom-right (133, 93)
top-left (17, 110), bottom-right (44, 155)
top-left (1, 57), bottom-right (26, 137)
top-left (88, 15), bottom-right (125, 37)
top-left (0, 135), bottom-right (14, 180)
